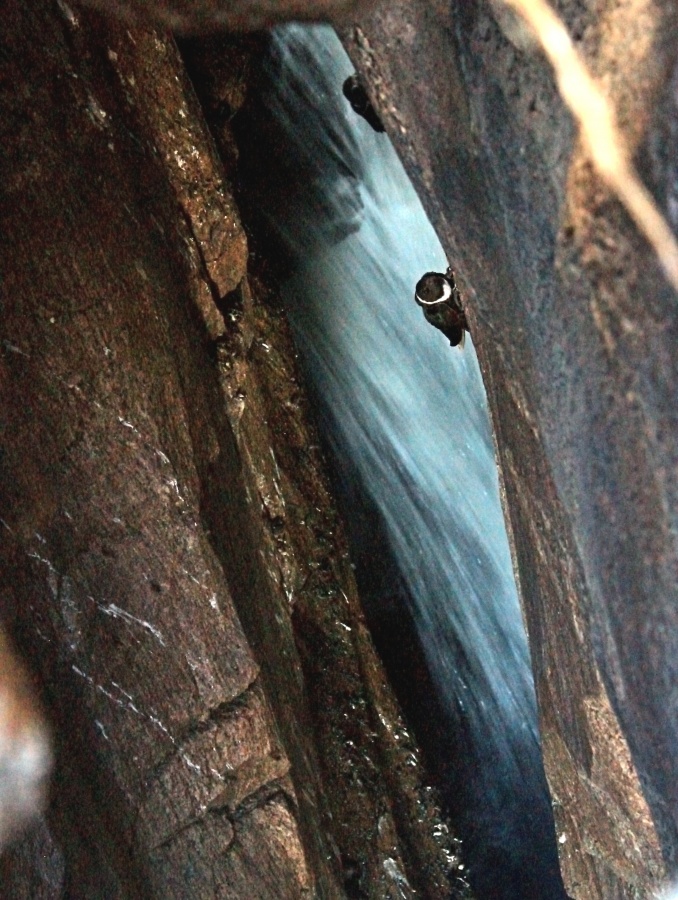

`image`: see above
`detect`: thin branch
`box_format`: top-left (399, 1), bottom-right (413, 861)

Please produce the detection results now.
top-left (502, 0), bottom-right (678, 293)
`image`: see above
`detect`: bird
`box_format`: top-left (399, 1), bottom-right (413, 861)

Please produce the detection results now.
top-left (342, 74), bottom-right (385, 133)
top-left (414, 267), bottom-right (468, 347)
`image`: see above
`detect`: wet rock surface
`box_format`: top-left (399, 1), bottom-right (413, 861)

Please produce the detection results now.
top-left (184, 36), bottom-right (472, 896)
top-left (0, 2), bottom-right (463, 897)
top-left (211, 270), bottom-right (469, 899)
top-left (341, 1), bottom-right (678, 897)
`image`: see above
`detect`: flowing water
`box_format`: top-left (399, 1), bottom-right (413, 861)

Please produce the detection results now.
top-left (237, 24), bottom-right (566, 899)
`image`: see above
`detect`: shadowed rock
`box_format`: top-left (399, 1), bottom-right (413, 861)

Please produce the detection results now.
top-left (0, 2), bottom-right (461, 896)
top-left (74, 0), bottom-right (379, 33)
top-left (341, 1), bottom-right (678, 896)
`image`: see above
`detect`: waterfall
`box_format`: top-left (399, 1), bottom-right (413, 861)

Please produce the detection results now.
top-left (236, 24), bottom-right (566, 899)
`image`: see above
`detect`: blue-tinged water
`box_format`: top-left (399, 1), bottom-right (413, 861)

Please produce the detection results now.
top-left (239, 24), bottom-right (566, 899)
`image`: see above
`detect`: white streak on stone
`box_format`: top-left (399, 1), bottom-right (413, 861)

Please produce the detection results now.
top-left (117, 416), bottom-right (140, 435)
top-left (1, 340), bottom-right (29, 356)
top-left (71, 667), bottom-right (209, 778)
top-left (382, 857), bottom-right (411, 899)
top-left (56, 0), bottom-right (78, 27)
top-left (166, 476), bottom-right (186, 503)
top-left (94, 720), bottom-right (109, 741)
top-left (98, 602), bottom-right (166, 646)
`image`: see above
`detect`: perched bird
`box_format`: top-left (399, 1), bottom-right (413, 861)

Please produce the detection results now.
top-left (414, 267), bottom-right (468, 347)
top-left (342, 74), bottom-right (385, 133)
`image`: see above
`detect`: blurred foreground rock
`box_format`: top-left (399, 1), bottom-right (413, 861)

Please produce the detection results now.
top-left (0, 633), bottom-right (51, 849)
top-left (341, 1), bottom-right (678, 897)
top-left (0, 2), bottom-right (462, 897)
top-left (76, 0), bottom-right (376, 33)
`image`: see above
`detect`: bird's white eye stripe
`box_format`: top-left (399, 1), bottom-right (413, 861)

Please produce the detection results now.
top-left (416, 278), bottom-right (453, 306)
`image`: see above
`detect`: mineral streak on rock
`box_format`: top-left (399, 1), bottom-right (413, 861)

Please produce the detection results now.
top-left (341, 1), bottom-right (678, 897)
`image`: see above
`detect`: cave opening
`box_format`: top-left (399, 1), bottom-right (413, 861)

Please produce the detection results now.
top-left (185, 22), bottom-right (567, 900)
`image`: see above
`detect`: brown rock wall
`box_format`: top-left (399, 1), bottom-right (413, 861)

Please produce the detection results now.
top-left (0, 2), bottom-right (462, 897)
top-left (0, 2), bottom-right (319, 894)
top-left (341, 1), bottom-right (678, 896)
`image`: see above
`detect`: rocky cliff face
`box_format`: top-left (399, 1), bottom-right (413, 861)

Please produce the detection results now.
top-left (0, 3), bottom-right (461, 897)
top-left (3, 1), bottom-right (678, 898)
top-left (341, 1), bottom-right (678, 897)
